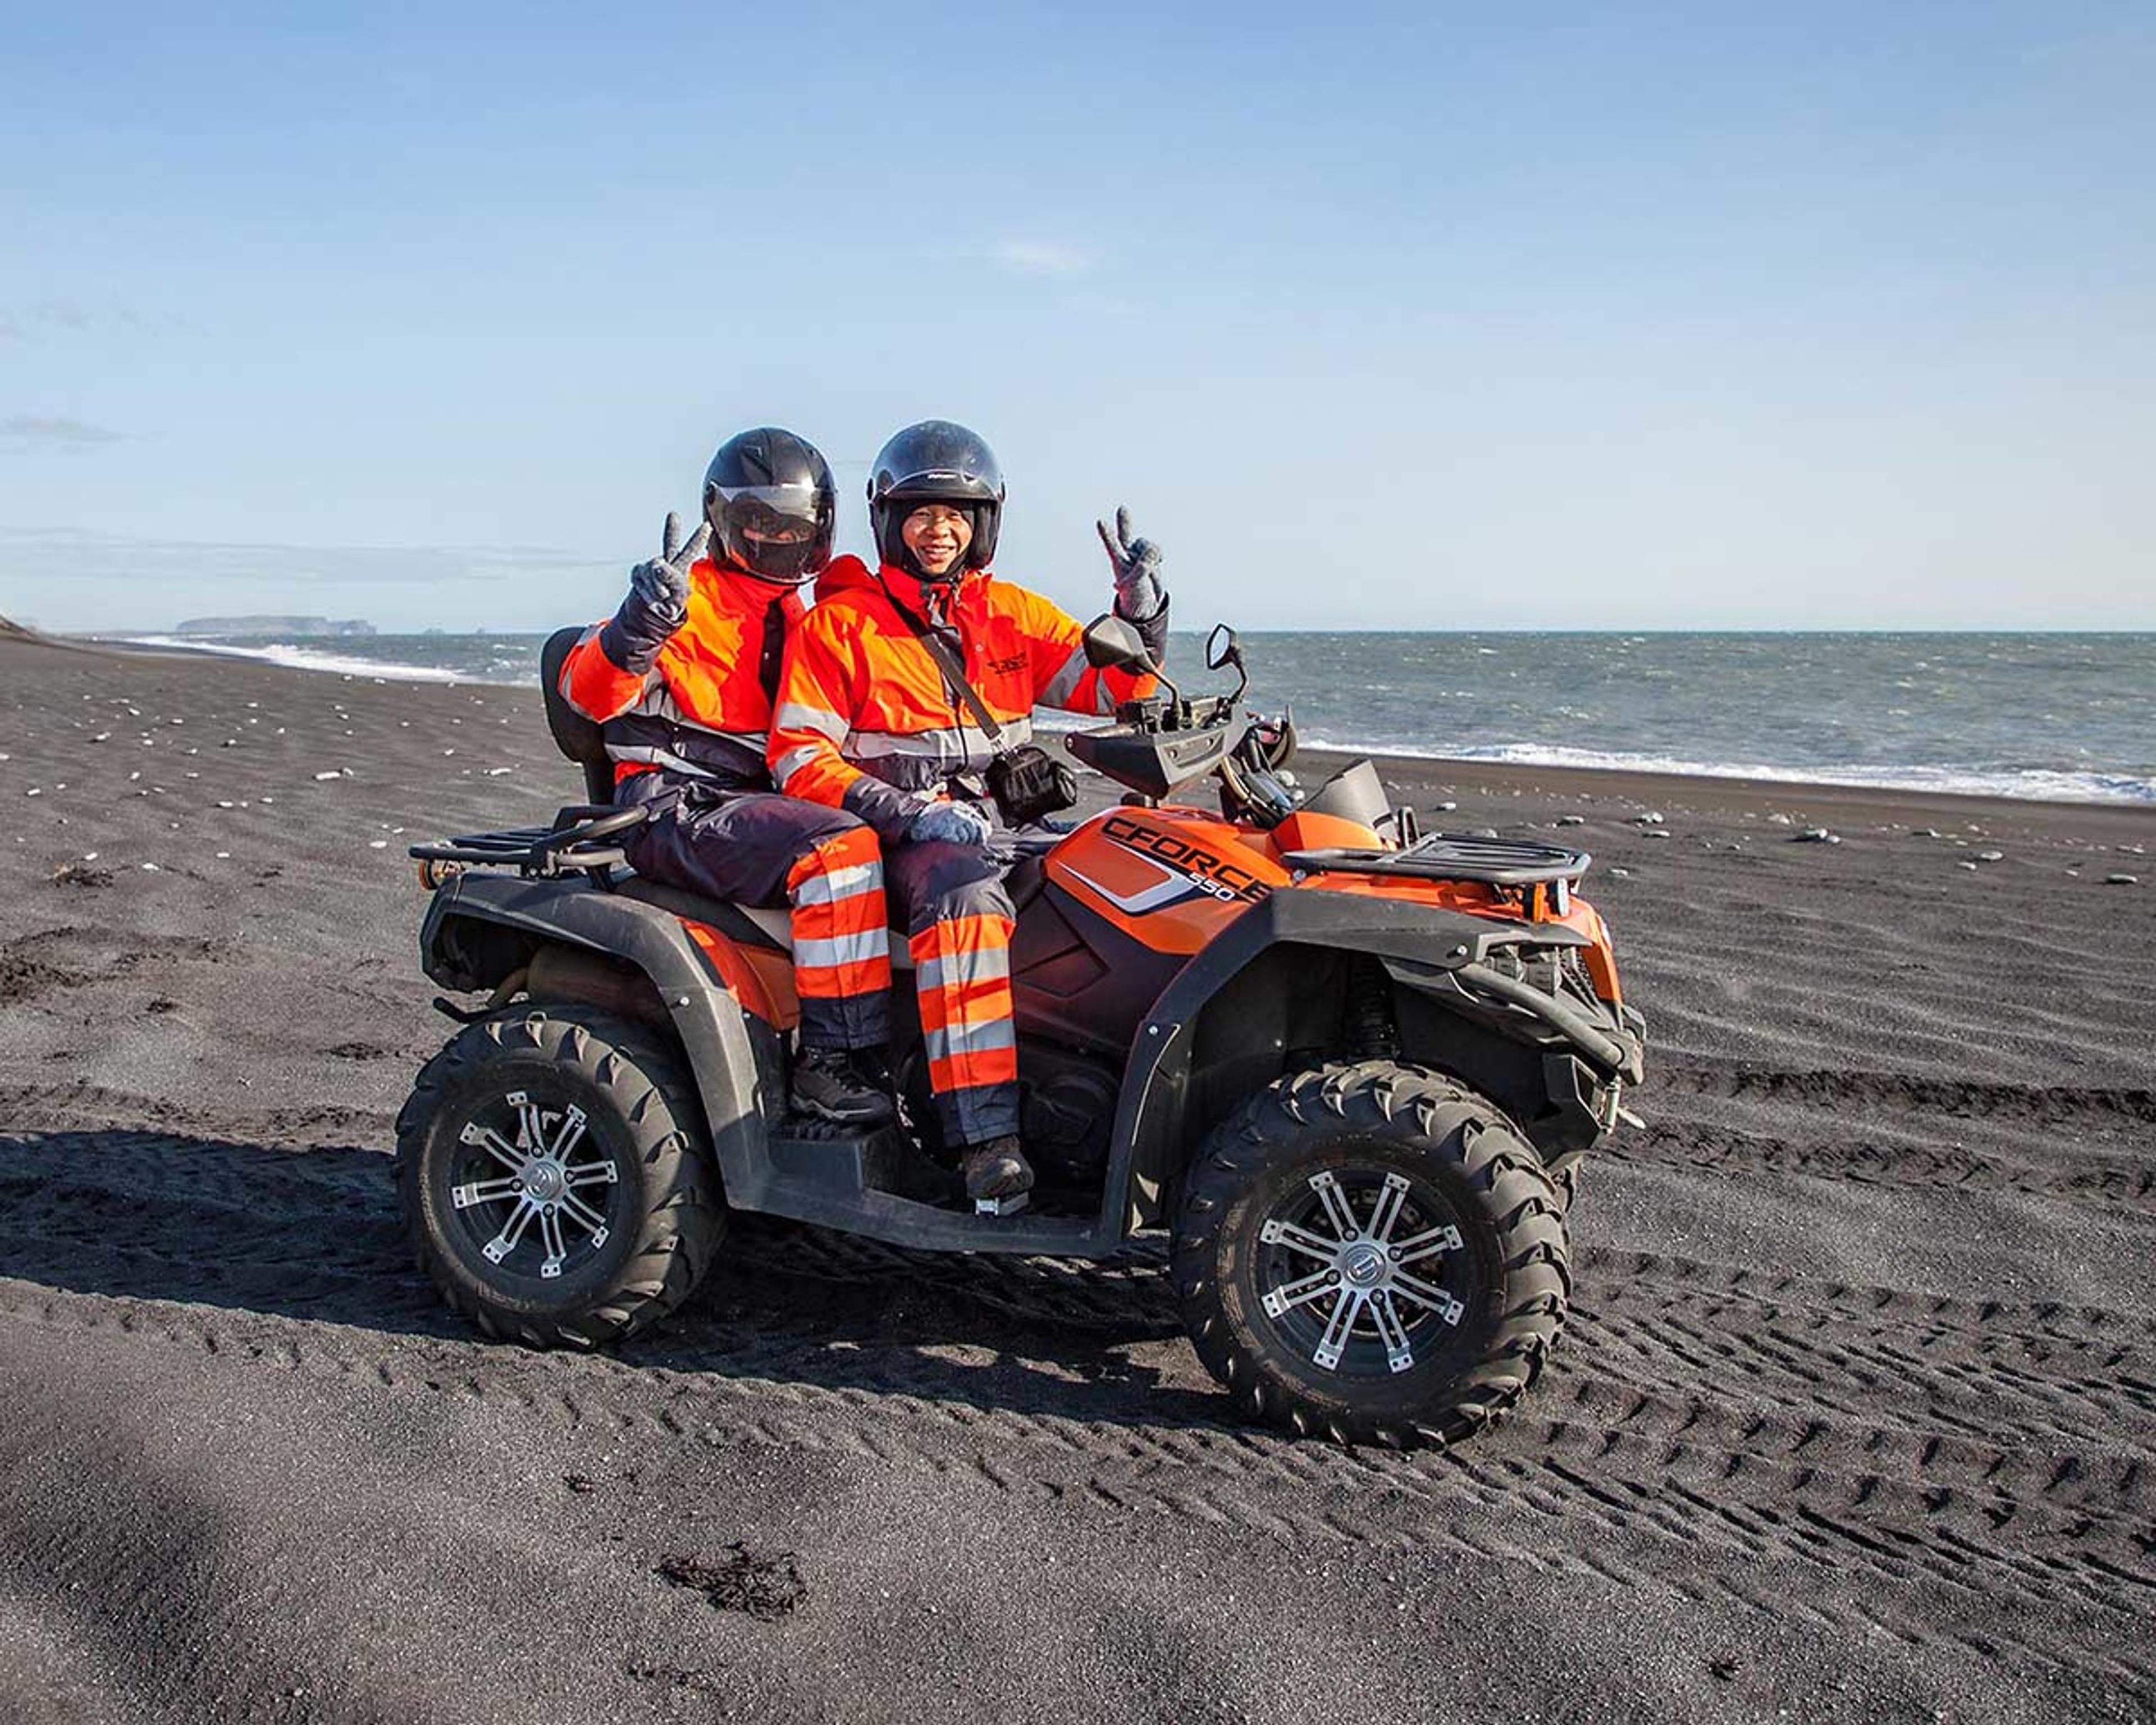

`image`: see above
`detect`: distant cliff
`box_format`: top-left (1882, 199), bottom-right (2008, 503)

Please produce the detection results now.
top-left (172, 616), bottom-right (377, 638)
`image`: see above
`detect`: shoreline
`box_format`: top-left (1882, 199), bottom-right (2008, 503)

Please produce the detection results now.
top-left (57, 631), bottom-right (2156, 818)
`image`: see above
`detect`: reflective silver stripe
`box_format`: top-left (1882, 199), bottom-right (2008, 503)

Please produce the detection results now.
top-left (794, 929), bottom-right (890, 970)
top-left (635, 683), bottom-right (768, 750)
top-left (774, 700), bottom-right (847, 742)
top-left (849, 716), bottom-right (1032, 771)
top-left (792, 861), bottom-right (883, 906)
top-left (916, 947), bottom-right (1012, 993)
top-left (925, 1017), bottom-right (1018, 1061)
top-left (1040, 644), bottom-right (1090, 709)
top-left (771, 743), bottom-right (826, 788)
top-left (604, 744), bottom-right (716, 778)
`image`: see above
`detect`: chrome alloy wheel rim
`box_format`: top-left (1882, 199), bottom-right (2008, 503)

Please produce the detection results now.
top-left (447, 1088), bottom-right (623, 1283)
top-left (1257, 1169), bottom-right (1467, 1375)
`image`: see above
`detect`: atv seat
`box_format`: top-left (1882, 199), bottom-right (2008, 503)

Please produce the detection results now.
top-left (540, 625), bottom-right (615, 806)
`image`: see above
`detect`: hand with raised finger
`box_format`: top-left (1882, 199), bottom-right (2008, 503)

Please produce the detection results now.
top-left (1097, 505), bottom-right (1166, 623)
top-left (608, 510), bottom-right (710, 668)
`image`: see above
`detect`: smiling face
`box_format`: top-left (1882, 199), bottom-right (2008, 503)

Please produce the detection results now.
top-left (900, 503), bottom-right (973, 578)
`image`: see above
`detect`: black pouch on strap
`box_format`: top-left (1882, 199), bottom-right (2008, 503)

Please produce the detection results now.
top-left (985, 744), bottom-right (1078, 828)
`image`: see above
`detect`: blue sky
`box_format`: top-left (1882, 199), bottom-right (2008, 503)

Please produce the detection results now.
top-left (3, 2), bottom-right (2151, 632)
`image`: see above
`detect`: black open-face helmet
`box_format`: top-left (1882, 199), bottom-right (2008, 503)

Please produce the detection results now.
top-left (702, 427), bottom-right (836, 586)
top-left (867, 420), bottom-right (1005, 578)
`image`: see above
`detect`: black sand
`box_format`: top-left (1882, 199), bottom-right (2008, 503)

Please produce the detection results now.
top-left (1, 633), bottom-right (2151, 1723)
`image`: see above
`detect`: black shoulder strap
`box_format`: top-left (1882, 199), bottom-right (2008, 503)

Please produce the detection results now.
top-left (878, 577), bottom-right (1010, 750)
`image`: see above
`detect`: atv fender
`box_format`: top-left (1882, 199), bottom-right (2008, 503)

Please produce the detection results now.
top-left (1103, 888), bottom-right (1581, 1230)
top-left (419, 872), bottom-right (776, 1208)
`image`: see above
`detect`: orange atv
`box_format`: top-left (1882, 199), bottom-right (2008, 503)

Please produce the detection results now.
top-left (399, 620), bottom-right (1645, 1446)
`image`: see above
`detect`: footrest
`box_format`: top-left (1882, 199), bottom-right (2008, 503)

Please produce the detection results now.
top-left (768, 1124), bottom-right (911, 1198)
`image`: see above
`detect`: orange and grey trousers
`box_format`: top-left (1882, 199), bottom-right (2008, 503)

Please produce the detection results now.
top-left (617, 777), bottom-right (1020, 1147)
top-left (883, 838), bottom-right (1021, 1149)
top-left (617, 774), bottom-right (892, 1050)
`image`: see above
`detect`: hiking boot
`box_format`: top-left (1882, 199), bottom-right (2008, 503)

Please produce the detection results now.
top-left (790, 1046), bottom-right (896, 1127)
top-left (959, 1135), bottom-right (1035, 1201)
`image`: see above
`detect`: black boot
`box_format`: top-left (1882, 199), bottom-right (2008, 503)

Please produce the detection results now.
top-left (959, 1135), bottom-right (1035, 1202)
top-left (791, 1046), bottom-right (896, 1127)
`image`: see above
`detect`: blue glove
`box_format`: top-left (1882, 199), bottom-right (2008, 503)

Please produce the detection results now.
top-left (1097, 505), bottom-right (1166, 623)
top-left (602, 511), bottom-right (710, 672)
top-left (908, 798), bottom-right (994, 848)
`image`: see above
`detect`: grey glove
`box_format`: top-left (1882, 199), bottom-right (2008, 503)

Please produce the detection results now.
top-left (1097, 505), bottom-right (1166, 623)
top-left (907, 798), bottom-right (994, 848)
top-left (601, 510), bottom-right (710, 673)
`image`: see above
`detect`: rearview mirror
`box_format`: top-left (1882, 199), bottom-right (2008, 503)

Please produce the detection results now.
top-left (1204, 623), bottom-right (1240, 672)
top-left (1081, 613), bottom-right (1153, 672)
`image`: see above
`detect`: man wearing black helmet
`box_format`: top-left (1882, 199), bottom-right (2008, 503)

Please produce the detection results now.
top-left (769, 420), bottom-right (1170, 1203)
top-left (559, 427), bottom-right (897, 1126)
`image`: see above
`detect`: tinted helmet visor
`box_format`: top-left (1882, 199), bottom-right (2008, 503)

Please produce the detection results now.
top-left (709, 483), bottom-right (834, 584)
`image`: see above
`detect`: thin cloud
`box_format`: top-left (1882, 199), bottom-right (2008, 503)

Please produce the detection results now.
top-left (30, 298), bottom-right (92, 330)
top-left (2, 413), bottom-right (126, 445)
top-left (0, 526), bottom-right (604, 586)
top-left (0, 299), bottom-right (175, 342)
top-left (989, 239), bottom-right (1095, 278)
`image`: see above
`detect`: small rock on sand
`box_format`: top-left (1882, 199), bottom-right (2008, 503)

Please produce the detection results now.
top-left (1975, 850), bottom-right (2004, 862)
top-left (1557, 815), bottom-right (1586, 826)
top-left (1792, 828), bottom-right (1840, 844)
top-left (2106, 873), bottom-right (2140, 886)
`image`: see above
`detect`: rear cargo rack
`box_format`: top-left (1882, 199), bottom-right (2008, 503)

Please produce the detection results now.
top-left (1282, 832), bottom-right (1591, 887)
top-left (409, 804), bottom-right (645, 879)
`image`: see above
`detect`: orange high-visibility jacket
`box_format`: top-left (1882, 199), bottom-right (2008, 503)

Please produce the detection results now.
top-left (559, 559), bottom-right (805, 787)
top-left (769, 557), bottom-right (1156, 838)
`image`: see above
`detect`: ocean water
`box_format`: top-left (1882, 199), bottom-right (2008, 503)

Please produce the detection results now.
top-left (106, 629), bottom-right (2156, 805)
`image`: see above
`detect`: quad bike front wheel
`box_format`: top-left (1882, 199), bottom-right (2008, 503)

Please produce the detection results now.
top-left (1173, 1061), bottom-right (1569, 1448)
top-left (396, 1005), bottom-right (723, 1348)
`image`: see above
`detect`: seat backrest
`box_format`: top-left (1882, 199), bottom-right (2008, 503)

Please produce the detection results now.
top-left (539, 626), bottom-right (615, 806)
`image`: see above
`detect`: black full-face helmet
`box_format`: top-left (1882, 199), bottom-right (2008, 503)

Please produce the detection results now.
top-left (702, 427), bottom-right (837, 586)
top-left (866, 420), bottom-right (1006, 578)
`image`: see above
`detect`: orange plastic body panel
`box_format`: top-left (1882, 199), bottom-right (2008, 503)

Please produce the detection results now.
top-left (1295, 869), bottom-right (1623, 1005)
top-left (1048, 808), bottom-right (1292, 957)
top-left (1047, 805), bottom-right (1621, 1004)
top-left (680, 919), bottom-right (800, 1029)
top-left (1266, 809), bottom-right (1384, 854)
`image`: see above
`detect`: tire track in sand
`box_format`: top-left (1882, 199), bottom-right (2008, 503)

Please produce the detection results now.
top-left (2, 1126), bottom-right (2150, 1691)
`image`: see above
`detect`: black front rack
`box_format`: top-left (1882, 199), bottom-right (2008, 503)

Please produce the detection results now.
top-left (409, 804), bottom-right (647, 879)
top-left (1282, 832), bottom-right (1591, 887)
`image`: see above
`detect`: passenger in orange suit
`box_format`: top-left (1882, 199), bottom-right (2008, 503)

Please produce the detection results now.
top-left (769, 420), bottom-right (1170, 1201)
top-left (558, 427), bottom-right (896, 1126)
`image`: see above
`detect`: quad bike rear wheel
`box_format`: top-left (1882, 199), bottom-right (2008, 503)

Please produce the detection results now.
top-left (1173, 1061), bottom-right (1569, 1448)
top-left (396, 1006), bottom-right (723, 1347)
